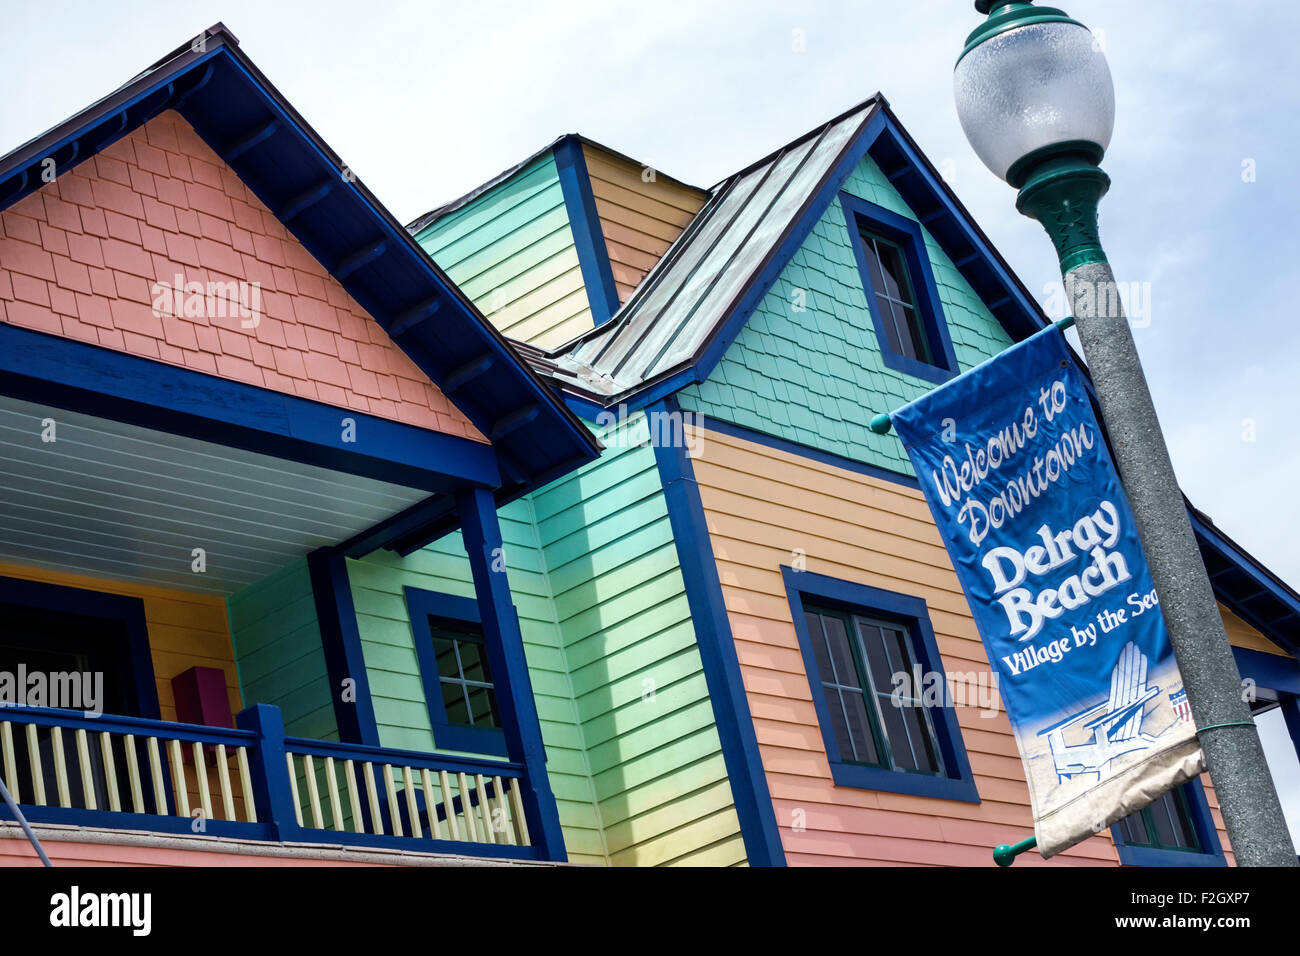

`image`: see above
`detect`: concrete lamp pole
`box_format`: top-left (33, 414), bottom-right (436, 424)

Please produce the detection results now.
top-left (955, 0), bottom-right (1296, 866)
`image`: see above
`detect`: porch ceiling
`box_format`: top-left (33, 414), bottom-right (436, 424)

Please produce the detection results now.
top-left (0, 394), bottom-right (429, 596)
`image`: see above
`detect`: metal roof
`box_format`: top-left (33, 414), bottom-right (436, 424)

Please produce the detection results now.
top-left (546, 99), bottom-right (883, 397)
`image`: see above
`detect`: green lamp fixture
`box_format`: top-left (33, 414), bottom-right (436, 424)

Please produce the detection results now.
top-left (955, 0), bottom-right (1115, 273)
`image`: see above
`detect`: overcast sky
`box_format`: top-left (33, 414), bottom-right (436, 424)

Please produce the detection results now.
top-left (2, 0), bottom-right (1298, 843)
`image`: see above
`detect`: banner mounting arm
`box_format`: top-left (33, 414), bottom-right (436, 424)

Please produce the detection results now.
top-left (993, 835), bottom-right (1037, 867)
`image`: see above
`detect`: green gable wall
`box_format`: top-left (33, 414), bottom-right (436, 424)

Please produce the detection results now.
top-left (228, 558), bottom-right (338, 741)
top-left (532, 412), bottom-right (746, 866)
top-left (677, 151), bottom-right (1015, 474)
top-left (413, 154), bottom-right (595, 349)
top-left (344, 499), bottom-right (609, 865)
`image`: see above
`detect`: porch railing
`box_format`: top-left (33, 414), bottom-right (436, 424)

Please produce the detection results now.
top-left (0, 703), bottom-right (539, 861)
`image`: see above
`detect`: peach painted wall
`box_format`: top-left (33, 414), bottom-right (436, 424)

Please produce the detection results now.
top-left (0, 110), bottom-right (484, 442)
top-left (687, 424), bottom-right (1287, 867)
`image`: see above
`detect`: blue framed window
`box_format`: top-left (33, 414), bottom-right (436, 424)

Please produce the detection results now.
top-left (403, 587), bottom-right (508, 758)
top-left (782, 568), bottom-right (979, 802)
top-left (1110, 779), bottom-right (1226, 867)
top-left (840, 192), bottom-right (959, 384)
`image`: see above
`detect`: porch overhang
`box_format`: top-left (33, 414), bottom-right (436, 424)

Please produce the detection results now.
top-left (0, 22), bottom-right (601, 508)
top-left (0, 322), bottom-right (495, 594)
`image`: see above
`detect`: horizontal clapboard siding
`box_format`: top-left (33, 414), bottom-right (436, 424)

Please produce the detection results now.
top-left (228, 558), bottom-right (337, 740)
top-left (533, 412), bottom-right (746, 866)
top-left (0, 561), bottom-right (240, 726)
top-left (686, 425), bottom-right (1120, 867)
top-left (343, 499), bottom-right (607, 865)
top-left (414, 155), bottom-right (593, 349)
top-left (583, 146), bottom-right (707, 304)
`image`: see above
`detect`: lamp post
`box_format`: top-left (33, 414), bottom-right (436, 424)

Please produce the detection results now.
top-left (954, 0), bottom-right (1296, 866)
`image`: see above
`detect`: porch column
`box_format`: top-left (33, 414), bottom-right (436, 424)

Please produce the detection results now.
top-left (456, 485), bottom-right (567, 862)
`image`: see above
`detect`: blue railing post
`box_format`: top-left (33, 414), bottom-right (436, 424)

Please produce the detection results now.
top-left (235, 704), bottom-right (299, 842)
top-left (458, 484), bottom-right (568, 862)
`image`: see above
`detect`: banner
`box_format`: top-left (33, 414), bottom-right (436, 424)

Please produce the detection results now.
top-left (891, 328), bottom-right (1203, 857)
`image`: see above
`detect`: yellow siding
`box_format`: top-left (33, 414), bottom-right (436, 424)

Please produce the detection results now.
top-left (583, 146), bottom-right (708, 303)
top-left (0, 561), bottom-right (240, 722)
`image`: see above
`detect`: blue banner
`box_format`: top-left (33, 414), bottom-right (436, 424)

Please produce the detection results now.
top-left (891, 328), bottom-right (1201, 857)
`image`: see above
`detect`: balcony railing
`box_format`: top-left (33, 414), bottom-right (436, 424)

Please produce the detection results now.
top-left (0, 703), bottom-right (539, 861)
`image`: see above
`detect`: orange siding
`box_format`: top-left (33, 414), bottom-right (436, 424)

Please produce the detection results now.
top-left (582, 145), bottom-right (707, 302)
top-left (688, 424), bottom-right (1294, 867)
top-left (0, 111), bottom-right (483, 441)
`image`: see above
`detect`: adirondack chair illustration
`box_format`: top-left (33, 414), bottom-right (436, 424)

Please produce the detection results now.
top-left (1037, 642), bottom-right (1162, 785)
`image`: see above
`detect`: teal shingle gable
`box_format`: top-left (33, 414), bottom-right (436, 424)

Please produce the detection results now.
top-left (677, 149), bottom-right (1015, 476)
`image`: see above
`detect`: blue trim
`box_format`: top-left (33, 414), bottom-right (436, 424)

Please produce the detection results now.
top-left (692, 110), bottom-right (890, 385)
top-left (0, 35), bottom-right (599, 506)
top-left (403, 586), bottom-right (509, 759)
top-left (866, 116), bottom-right (1046, 344)
top-left (1110, 779), bottom-right (1227, 867)
top-left (306, 548), bottom-right (380, 746)
top-left (0, 323), bottom-right (500, 492)
top-left (649, 397), bottom-right (787, 866)
top-left (0, 574), bottom-right (160, 721)
top-left (1232, 647), bottom-right (1300, 695)
top-left (1190, 512), bottom-right (1300, 657)
top-left (689, 414), bottom-right (920, 490)
top-left (456, 485), bottom-right (567, 861)
top-left (554, 135), bottom-right (622, 325)
top-left (840, 192), bottom-right (960, 384)
top-left (781, 568), bottom-right (980, 803)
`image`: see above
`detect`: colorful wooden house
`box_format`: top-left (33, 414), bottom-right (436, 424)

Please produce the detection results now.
top-left (404, 97), bottom-right (1300, 866)
top-left (2, 24), bottom-right (1296, 868)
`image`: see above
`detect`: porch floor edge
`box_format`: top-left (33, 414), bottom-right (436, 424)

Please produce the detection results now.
top-left (0, 821), bottom-right (574, 867)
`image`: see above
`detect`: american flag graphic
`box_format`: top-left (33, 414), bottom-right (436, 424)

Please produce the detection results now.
top-left (1170, 689), bottom-right (1192, 723)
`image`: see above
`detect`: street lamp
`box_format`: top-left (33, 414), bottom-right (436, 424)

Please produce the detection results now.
top-left (955, 0), bottom-right (1297, 867)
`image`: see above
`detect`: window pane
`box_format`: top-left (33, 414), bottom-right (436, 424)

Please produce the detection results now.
top-left (898, 305), bottom-right (930, 363)
top-left (465, 685), bottom-right (501, 728)
top-left (877, 700), bottom-right (912, 770)
top-left (874, 239), bottom-right (911, 304)
top-left (821, 614), bottom-right (860, 690)
top-left (856, 621), bottom-right (896, 695)
top-left (901, 705), bottom-right (941, 774)
top-left (808, 611), bottom-right (836, 681)
top-left (842, 689), bottom-right (880, 766)
top-left (883, 300), bottom-right (915, 361)
top-left (442, 682), bottom-right (470, 725)
top-left (1148, 791), bottom-right (1183, 847)
top-left (861, 233), bottom-right (888, 295)
top-left (878, 297), bottom-right (906, 355)
top-left (1123, 807), bottom-right (1152, 846)
top-left (1167, 790), bottom-right (1199, 849)
top-left (432, 636), bottom-right (459, 679)
top-left (457, 639), bottom-right (493, 685)
top-left (826, 690), bottom-right (857, 762)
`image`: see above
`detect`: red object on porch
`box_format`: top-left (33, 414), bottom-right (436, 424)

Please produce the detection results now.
top-left (172, 666), bottom-right (234, 730)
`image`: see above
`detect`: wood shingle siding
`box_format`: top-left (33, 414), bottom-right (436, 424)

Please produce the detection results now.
top-left (0, 111), bottom-right (482, 440)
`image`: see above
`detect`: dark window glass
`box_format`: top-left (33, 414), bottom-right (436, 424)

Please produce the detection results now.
top-left (1117, 787), bottom-right (1201, 851)
top-left (428, 619), bottom-right (500, 730)
top-left (805, 606), bottom-right (944, 777)
top-left (858, 229), bottom-right (933, 364)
